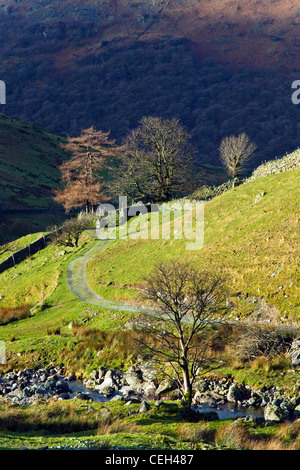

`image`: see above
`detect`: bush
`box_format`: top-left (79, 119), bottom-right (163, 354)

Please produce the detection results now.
top-left (0, 305), bottom-right (31, 325)
top-left (232, 325), bottom-right (291, 362)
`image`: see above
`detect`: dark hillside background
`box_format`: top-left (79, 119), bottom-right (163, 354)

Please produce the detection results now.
top-left (0, 0), bottom-right (299, 171)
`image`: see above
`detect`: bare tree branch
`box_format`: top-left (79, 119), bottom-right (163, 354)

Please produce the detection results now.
top-left (219, 132), bottom-right (256, 182)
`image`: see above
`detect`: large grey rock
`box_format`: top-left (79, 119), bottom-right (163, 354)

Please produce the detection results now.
top-left (264, 404), bottom-right (285, 423)
top-left (156, 379), bottom-right (177, 397)
top-left (89, 370), bottom-right (98, 381)
top-left (55, 380), bottom-right (71, 394)
top-left (227, 384), bottom-right (244, 403)
top-left (95, 377), bottom-right (117, 395)
top-left (293, 404), bottom-right (300, 418)
top-left (140, 361), bottom-right (157, 382)
top-left (98, 366), bottom-right (107, 378)
top-left (123, 370), bottom-right (143, 389)
top-left (118, 385), bottom-right (135, 398)
top-left (289, 340), bottom-right (300, 365)
top-left (97, 407), bottom-right (113, 423)
top-left (139, 400), bottom-right (150, 413)
top-left (142, 381), bottom-right (157, 397)
top-left (194, 379), bottom-right (210, 393)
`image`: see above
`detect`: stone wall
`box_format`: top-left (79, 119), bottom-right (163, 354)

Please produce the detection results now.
top-left (0, 233), bottom-right (53, 275)
top-left (246, 148), bottom-right (300, 182)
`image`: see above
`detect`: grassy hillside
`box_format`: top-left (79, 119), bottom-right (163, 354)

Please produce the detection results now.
top-left (0, 153), bottom-right (298, 374)
top-left (86, 166), bottom-right (300, 321)
top-left (0, 157), bottom-right (299, 458)
top-left (0, 231), bottom-right (136, 373)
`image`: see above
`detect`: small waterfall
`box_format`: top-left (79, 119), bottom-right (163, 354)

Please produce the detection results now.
top-left (11, 253), bottom-right (15, 266)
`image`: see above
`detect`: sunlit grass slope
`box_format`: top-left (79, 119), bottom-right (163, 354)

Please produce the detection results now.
top-left (86, 167), bottom-right (300, 320)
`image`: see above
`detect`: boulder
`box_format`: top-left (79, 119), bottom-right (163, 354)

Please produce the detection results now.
top-left (288, 339), bottom-right (300, 365)
top-left (139, 400), bottom-right (150, 413)
top-left (194, 379), bottom-right (210, 393)
top-left (140, 361), bottom-right (157, 382)
top-left (264, 404), bottom-right (285, 423)
top-left (89, 370), bottom-right (99, 381)
top-left (97, 407), bottom-right (113, 423)
top-left (94, 377), bottom-right (118, 396)
top-left (293, 404), bottom-right (300, 418)
top-left (84, 379), bottom-right (97, 389)
top-left (98, 367), bottom-right (107, 379)
top-left (54, 380), bottom-right (71, 394)
top-left (123, 370), bottom-right (143, 389)
top-left (227, 384), bottom-right (244, 403)
top-left (118, 385), bottom-right (135, 398)
top-left (156, 379), bottom-right (177, 397)
top-left (142, 381), bottom-right (157, 397)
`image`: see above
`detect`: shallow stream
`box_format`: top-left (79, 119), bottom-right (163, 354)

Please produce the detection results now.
top-left (69, 380), bottom-right (264, 420)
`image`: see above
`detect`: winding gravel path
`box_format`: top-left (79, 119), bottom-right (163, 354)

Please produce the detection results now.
top-left (67, 238), bottom-right (155, 315)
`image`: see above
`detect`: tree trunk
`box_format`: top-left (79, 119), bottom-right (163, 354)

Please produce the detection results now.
top-left (182, 361), bottom-right (192, 408)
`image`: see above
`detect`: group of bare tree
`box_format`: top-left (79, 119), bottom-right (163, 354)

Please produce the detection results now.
top-left (53, 116), bottom-right (256, 213)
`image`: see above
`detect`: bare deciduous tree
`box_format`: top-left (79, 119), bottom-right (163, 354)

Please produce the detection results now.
top-left (138, 260), bottom-right (228, 407)
top-left (53, 127), bottom-right (116, 213)
top-left (109, 116), bottom-right (195, 203)
top-left (219, 133), bottom-right (256, 183)
top-left (50, 214), bottom-right (95, 248)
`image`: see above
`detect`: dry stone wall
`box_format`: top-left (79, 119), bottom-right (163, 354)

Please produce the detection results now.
top-left (246, 148), bottom-right (300, 182)
top-left (0, 233), bottom-right (53, 275)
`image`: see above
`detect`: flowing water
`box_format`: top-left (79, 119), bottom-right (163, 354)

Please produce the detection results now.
top-left (68, 380), bottom-right (264, 420)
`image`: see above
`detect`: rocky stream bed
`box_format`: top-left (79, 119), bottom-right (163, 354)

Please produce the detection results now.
top-left (1, 361), bottom-right (300, 424)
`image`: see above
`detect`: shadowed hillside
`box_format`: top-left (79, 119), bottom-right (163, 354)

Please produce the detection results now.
top-left (0, 0), bottom-right (299, 168)
top-left (0, 113), bottom-right (68, 242)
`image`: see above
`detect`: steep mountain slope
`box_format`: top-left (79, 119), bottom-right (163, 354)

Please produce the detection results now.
top-left (0, 0), bottom-right (299, 168)
top-left (1, 0), bottom-right (299, 70)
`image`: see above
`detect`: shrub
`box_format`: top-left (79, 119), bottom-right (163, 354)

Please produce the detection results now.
top-left (0, 305), bottom-right (31, 325)
top-left (232, 325), bottom-right (291, 362)
top-left (177, 423), bottom-right (216, 444)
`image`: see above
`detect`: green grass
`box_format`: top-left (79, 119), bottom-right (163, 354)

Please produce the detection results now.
top-left (0, 163), bottom-right (299, 378)
top-left (0, 163), bottom-right (299, 449)
top-left (0, 398), bottom-right (298, 450)
top-left (0, 231), bottom-right (137, 373)
top-left (0, 232), bottom-right (44, 263)
top-left (86, 167), bottom-right (300, 321)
